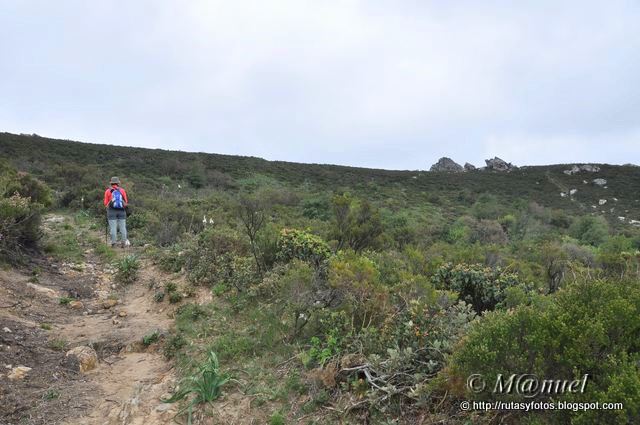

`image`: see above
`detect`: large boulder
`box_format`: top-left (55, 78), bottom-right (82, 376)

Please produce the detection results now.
top-left (580, 164), bottom-right (600, 173)
top-left (65, 346), bottom-right (98, 373)
top-left (564, 164), bottom-right (600, 175)
top-left (485, 157), bottom-right (515, 172)
top-left (464, 162), bottom-right (476, 171)
top-left (563, 165), bottom-right (581, 175)
top-left (430, 157), bottom-right (464, 172)
top-left (593, 178), bottom-right (607, 187)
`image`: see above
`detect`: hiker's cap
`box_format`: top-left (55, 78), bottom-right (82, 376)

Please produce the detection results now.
top-left (110, 176), bottom-right (121, 185)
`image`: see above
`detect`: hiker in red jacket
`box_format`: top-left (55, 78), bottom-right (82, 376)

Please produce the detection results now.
top-left (104, 177), bottom-right (130, 248)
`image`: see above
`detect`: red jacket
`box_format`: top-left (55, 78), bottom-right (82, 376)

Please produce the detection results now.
top-left (103, 185), bottom-right (129, 207)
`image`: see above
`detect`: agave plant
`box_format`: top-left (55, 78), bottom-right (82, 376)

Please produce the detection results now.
top-left (163, 351), bottom-right (229, 424)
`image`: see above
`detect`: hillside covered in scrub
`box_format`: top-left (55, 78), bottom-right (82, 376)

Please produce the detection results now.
top-left (3, 132), bottom-right (640, 221)
top-left (1, 132), bottom-right (640, 424)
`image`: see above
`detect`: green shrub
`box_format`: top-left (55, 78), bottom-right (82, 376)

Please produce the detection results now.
top-left (0, 162), bottom-right (50, 262)
top-left (269, 411), bottom-right (286, 425)
top-left (155, 243), bottom-right (186, 273)
top-left (186, 165), bottom-right (206, 189)
top-left (165, 281), bottom-right (178, 293)
top-left (561, 240), bottom-right (595, 267)
top-left (444, 217), bottom-right (472, 243)
top-left (227, 255), bottom-right (260, 292)
top-left (570, 215), bottom-right (609, 246)
top-left (0, 193), bottom-right (44, 258)
top-left (471, 219), bottom-right (508, 245)
top-left (302, 197), bottom-right (330, 220)
top-left (185, 227), bottom-right (249, 286)
top-left (382, 211), bottom-right (415, 248)
top-left (144, 204), bottom-right (196, 246)
top-left (364, 249), bottom-right (411, 286)
top-left (432, 263), bottom-right (522, 313)
top-left (212, 282), bottom-right (226, 296)
top-left (499, 214), bottom-right (517, 236)
top-left (58, 296), bottom-right (73, 305)
top-left (306, 332), bottom-right (340, 367)
top-left (471, 194), bottom-right (504, 220)
top-left (597, 236), bottom-right (637, 277)
top-left (48, 338), bottom-right (68, 351)
top-left (163, 334), bottom-right (187, 359)
top-left (169, 291), bottom-right (183, 304)
top-left (94, 242), bottom-right (116, 261)
top-left (142, 331), bottom-right (160, 346)
top-left (114, 255), bottom-right (140, 284)
top-left (330, 194), bottom-right (384, 252)
top-left (383, 295), bottom-right (474, 356)
top-left (0, 161), bottom-right (52, 206)
top-left (125, 209), bottom-right (148, 230)
top-left (328, 252), bottom-right (390, 332)
top-left (256, 222), bottom-right (280, 270)
top-left (43, 389), bottom-right (60, 400)
top-left (176, 303), bottom-right (209, 321)
top-left (276, 228), bottom-right (330, 269)
top-left (449, 278), bottom-right (640, 424)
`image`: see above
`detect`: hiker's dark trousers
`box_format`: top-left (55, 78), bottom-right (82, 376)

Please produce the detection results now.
top-left (107, 208), bottom-right (127, 244)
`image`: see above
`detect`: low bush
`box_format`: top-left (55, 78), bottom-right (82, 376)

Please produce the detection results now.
top-left (277, 228), bottom-right (331, 269)
top-left (0, 162), bottom-right (51, 263)
top-left (169, 291), bottom-right (184, 304)
top-left (570, 215), bottom-right (609, 246)
top-left (330, 194), bottom-right (384, 253)
top-left (318, 294), bottom-right (476, 411)
top-left (163, 334), bottom-right (187, 359)
top-left (431, 263), bottom-right (522, 313)
top-left (184, 227), bottom-right (250, 287)
top-left (302, 196), bottom-right (330, 220)
top-left (154, 243), bottom-right (186, 273)
top-left (142, 331), bottom-right (160, 346)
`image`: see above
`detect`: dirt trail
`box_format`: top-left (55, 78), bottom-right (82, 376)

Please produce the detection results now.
top-left (0, 214), bottom-right (180, 425)
top-left (60, 263), bottom-right (179, 425)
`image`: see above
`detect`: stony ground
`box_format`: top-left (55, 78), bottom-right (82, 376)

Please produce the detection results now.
top-left (0, 214), bottom-right (179, 425)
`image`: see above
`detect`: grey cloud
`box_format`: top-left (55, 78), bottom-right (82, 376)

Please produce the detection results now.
top-left (1, 0), bottom-right (638, 169)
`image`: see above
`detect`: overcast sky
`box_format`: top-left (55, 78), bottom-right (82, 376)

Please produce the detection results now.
top-left (1, 1), bottom-right (639, 170)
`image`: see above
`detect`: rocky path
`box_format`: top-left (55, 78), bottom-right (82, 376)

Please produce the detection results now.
top-left (0, 214), bottom-right (180, 425)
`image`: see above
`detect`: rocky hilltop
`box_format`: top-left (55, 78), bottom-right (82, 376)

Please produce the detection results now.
top-left (429, 156), bottom-right (516, 172)
top-left (485, 157), bottom-right (516, 172)
top-left (429, 157), bottom-right (464, 172)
